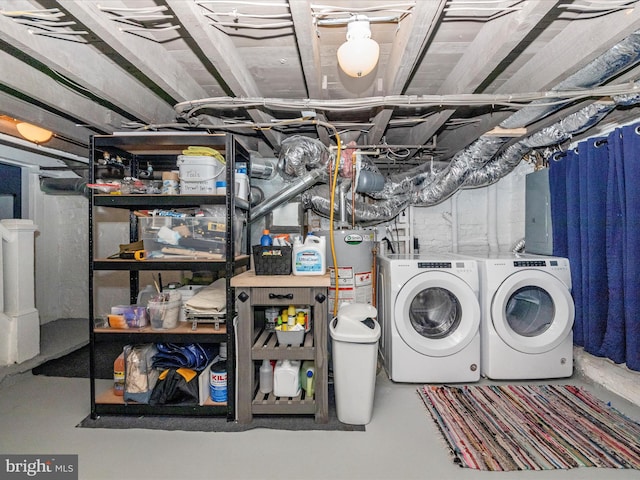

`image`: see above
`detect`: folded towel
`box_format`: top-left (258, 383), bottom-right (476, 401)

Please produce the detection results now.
top-left (184, 278), bottom-right (226, 313)
top-left (181, 146), bottom-right (225, 164)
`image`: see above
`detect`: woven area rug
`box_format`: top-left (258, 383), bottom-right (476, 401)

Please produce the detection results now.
top-left (418, 384), bottom-right (640, 471)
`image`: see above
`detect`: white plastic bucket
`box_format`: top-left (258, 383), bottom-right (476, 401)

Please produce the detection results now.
top-left (177, 155), bottom-right (225, 194)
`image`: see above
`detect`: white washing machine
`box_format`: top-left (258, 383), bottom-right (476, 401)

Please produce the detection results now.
top-left (376, 253), bottom-right (481, 383)
top-left (459, 252), bottom-right (574, 380)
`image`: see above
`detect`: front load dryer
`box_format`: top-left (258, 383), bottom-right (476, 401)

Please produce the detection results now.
top-left (460, 252), bottom-right (574, 380)
top-left (376, 254), bottom-right (481, 383)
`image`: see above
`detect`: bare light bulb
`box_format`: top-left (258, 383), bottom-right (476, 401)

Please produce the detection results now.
top-left (337, 19), bottom-right (380, 78)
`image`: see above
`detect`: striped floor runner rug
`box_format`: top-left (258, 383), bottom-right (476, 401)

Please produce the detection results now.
top-left (419, 384), bottom-right (640, 471)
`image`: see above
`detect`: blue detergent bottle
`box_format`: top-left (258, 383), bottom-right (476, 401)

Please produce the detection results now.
top-left (260, 229), bottom-right (272, 246)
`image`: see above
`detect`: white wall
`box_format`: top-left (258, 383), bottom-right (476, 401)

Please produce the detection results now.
top-left (411, 161), bottom-right (533, 253)
top-left (30, 174), bottom-right (89, 324)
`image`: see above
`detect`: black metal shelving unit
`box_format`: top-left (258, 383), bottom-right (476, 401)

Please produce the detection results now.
top-left (88, 132), bottom-right (251, 420)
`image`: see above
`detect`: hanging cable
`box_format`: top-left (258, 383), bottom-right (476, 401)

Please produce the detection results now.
top-left (328, 130), bottom-right (342, 317)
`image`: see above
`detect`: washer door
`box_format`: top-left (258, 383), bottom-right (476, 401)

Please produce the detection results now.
top-left (490, 270), bottom-right (574, 354)
top-left (394, 271), bottom-right (480, 357)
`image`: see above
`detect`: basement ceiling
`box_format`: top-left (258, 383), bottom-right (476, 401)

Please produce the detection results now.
top-left (2, 0), bottom-right (640, 174)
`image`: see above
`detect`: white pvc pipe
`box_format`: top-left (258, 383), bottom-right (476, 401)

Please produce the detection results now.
top-left (487, 185), bottom-right (499, 253)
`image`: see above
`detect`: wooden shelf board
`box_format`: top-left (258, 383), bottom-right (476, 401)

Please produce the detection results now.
top-left (95, 323), bottom-right (226, 335)
top-left (95, 388), bottom-right (226, 407)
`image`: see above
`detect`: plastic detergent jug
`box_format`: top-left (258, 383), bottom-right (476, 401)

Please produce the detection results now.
top-left (292, 233), bottom-right (326, 276)
top-left (260, 229), bottom-right (272, 246)
top-left (300, 360), bottom-right (315, 398)
top-left (273, 359), bottom-right (301, 397)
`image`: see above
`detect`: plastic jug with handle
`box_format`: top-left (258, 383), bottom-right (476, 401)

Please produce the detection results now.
top-left (292, 233), bottom-right (326, 276)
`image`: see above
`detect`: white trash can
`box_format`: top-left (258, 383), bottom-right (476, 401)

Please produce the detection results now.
top-left (329, 303), bottom-right (381, 425)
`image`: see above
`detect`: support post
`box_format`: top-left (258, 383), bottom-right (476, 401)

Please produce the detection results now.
top-left (0, 219), bottom-right (40, 365)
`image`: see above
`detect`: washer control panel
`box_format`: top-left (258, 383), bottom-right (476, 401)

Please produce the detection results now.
top-left (418, 262), bottom-right (452, 269)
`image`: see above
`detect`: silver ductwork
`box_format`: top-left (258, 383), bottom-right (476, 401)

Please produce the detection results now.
top-left (277, 135), bottom-right (330, 182)
top-left (301, 184), bottom-right (411, 225)
top-left (250, 168), bottom-right (325, 223)
top-left (249, 32), bottom-right (640, 226)
top-left (501, 32), bottom-right (640, 129)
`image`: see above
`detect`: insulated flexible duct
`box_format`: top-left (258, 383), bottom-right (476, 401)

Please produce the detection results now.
top-left (301, 184), bottom-right (411, 225)
top-left (462, 101), bottom-right (622, 189)
top-left (250, 32), bottom-right (640, 225)
top-left (501, 32), bottom-right (640, 129)
top-left (277, 135), bottom-right (330, 181)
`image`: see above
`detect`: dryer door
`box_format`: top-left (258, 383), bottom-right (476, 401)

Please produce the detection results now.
top-left (490, 270), bottom-right (574, 354)
top-left (394, 271), bottom-right (480, 357)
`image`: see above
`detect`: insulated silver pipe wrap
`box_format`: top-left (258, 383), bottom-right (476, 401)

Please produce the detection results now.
top-left (276, 135), bottom-right (330, 181)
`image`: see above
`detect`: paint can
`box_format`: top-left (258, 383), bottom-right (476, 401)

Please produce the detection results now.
top-left (210, 361), bottom-right (227, 402)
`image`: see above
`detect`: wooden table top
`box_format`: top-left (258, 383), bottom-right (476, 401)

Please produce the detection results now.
top-left (230, 270), bottom-right (331, 288)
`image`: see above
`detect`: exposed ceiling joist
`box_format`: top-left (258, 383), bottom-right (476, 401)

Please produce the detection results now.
top-left (501, 4), bottom-right (640, 92)
top-left (0, 92), bottom-right (94, 153)
top-left (0, 48), bottom-right (133, 133)
top-left (404, 0), bottom-right (561, 148)
top-left (164, 0), bottom-right (282, 149)
top-left (367, 0), bottom-right (447, 146)
top-left (0, 4), bottom-right (177, 127)
top-left (289, 0), bottom-right (331, 145)
top-left (56, 0), bottom-right (209, 103)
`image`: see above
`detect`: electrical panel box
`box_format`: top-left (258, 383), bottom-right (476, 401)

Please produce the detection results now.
top-left (525, 169), bottom-right (553, 255)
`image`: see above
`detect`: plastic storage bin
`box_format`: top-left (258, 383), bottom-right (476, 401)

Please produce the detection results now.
top-left (252, 245), bottom-right (292, 275)
top-left (139, 213), bottom-right (245, 257)
top-left (329, 303), bottom-right (380, 425)
top-left (275, 327), bottom-right (305, 346)
top-left (110, 305), bottom-right (148, 328)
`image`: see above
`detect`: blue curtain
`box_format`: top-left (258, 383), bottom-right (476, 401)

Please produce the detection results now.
top-left (549, 122), bottom-right (640, 371)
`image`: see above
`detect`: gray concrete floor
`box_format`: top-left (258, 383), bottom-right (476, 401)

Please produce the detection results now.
top-left (1, 370), bottom-right (640, 480)
top-left (1, 320), bottom-right (640, 479)
top-left (0, 318), bottom-right (88, 389)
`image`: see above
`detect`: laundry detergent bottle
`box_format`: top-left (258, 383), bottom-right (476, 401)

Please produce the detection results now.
top-left (292, 233), bottom-right (326, 276)
top-left (300, 360), bottom-right (315, 398)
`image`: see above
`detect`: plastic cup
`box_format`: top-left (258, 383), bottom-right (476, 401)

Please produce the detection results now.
top-left (147, 291), bottom-right (182, 330)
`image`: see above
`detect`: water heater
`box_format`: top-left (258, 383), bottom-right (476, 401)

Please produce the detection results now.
top-left (317, 229), bottom-right (375, 313)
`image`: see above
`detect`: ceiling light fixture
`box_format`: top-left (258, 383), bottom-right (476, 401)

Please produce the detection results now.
top-left (15, 122), bottom-right (53, 144)
top-left (337, 16), bottom-right (379, 78)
